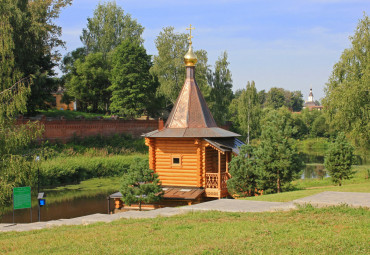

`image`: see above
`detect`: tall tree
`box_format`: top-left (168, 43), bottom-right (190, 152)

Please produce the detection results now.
top-left (324, 133), bottom-right (355, 186)
top-left (120, 158), bottom-right (163, 211)
top-left (81, 1), bottom-right (144, 56)
top-left (208, 51), bottom-right (233, 125)
top-left (255, 108), bottom-right (304, 193)
top-left (0, 15), bottom-right (42, 210)
top-left (65, 52), bottom-right (111, 112)
top-left (151, 27), bottom-right (210, 107)
top-left (323, 13), bottom-right (370, 150)
top-left (2, 0), bottom-right (72, 113)
top-left (109, 39), bottom-right (154, 118)
top-left (237, 81), bottom-right (261, 143)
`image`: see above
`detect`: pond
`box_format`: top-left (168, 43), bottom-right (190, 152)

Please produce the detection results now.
top-left (299, 153), bottom-right (367, 179)
top-left (1, 194), bottom-right (115, 224)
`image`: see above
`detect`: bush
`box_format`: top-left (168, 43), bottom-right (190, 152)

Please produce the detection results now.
top-left (39, 154), bottom-right (146, 186)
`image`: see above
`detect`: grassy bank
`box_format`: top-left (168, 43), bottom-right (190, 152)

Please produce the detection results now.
top-left (40, 154), bottom-right (146, 186)
top-left (1, 206), bottom-right (369, 254)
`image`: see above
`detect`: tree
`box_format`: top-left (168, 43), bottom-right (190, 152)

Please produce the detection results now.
top-left (290, 91), bottom-right (304, 112)
top-left (255, 108), bottom-right (304, 193)
top-left (81, 1), bottom-right (144, 56)
top-left (0, 15), bottom-right (42, 210)
top-left (65, 52), bottom-right (111, 112)
top-left (323, 13), bottom-right (370, 150)
top-left (109, 40), bottom-right (154, 118)
top-left (266, 87), bottom-right (285, 109)
top-left (237, 81), bottom-right (261, 143)
top-left (324, 133), bottom-right (355, 186)
top-left (120, 158), bottom-right (163, 211)
top-left (227, 144), bottom-right (259, 197)
top-left (151, 27), bottom-right (211, 107)
top-left (2, 0), bottom-right (72, 113)
top-left (208, 51), bottom-right (233, 125)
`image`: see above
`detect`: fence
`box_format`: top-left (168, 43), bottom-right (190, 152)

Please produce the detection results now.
top-left (17, 116), bottom-right (164, 143)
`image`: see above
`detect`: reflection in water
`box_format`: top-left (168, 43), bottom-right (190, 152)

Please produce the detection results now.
top-left (301, 164), bottom-right (328, 179)
top-left (1, 194), bottom-right (115, 224)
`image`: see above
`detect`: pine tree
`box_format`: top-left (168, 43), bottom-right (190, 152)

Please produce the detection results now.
top-left (120, 158), bottom-right (163, 211)
top-left (255, 108), bottom-right (304, 193)
top-left (324, 133), bottom-right (355, 186)
top-left (227, 144), bottom-right (259, 197)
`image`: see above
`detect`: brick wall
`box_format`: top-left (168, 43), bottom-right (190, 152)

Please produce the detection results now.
top-left (17, 116), bottom-right (163, 143)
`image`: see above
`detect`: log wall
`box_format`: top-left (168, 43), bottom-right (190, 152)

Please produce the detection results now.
top-left (152, 138), bottom-right (201, 187)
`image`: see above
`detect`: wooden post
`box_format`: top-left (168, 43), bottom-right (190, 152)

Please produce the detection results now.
top-left (226, 152), bottom-right (229, 173)
top-left (218, 151), bottom-right (221, 197)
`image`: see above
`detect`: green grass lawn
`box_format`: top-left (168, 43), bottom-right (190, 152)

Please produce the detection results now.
top-left (0, 206), bottom-right (369, 254)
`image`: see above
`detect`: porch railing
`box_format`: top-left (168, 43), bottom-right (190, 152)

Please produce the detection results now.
top-left (205, 172), bottom-right (229, 189)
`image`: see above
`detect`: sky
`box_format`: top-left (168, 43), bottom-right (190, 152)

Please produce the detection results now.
top-left (56, 0), bottom-right (369, 101)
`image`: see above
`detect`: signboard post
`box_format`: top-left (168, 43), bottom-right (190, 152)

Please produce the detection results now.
top-left (13, 187), bottom-right (32, 223)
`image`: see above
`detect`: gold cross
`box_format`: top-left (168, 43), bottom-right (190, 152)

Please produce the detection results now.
top-left (186, 24), bottom-right (195, 44)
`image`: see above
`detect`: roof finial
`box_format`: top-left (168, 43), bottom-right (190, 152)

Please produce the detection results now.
top-left (186, 24), bottom-right (195, 44)
top-left (184, 24), bottom-right (197, 66)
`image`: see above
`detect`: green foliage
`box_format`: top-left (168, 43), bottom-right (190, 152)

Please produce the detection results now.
top-left (227, 145), bottom-right (259, 196)
top-left (236, 81), bottom-right (261, 143)
top-left (80, 1), bottom-right (143, 56)
top-left (0, 11), bottom-right (43, 209)
top-left (323, 13), bottom-right (370, 149)
top-left (109, 39), bottom-right (155, 118)
top-left (255, 108), bottom-right (304, 193)
top-left (65, 52), bottom-right (111, 112)
top-left (208, 51), bottom-right (233, 125)
top-left (1, 0), bottom-right (72, 113)
top-left (324, 133), bottom-right (355, 186)
top-left (40, 155), bottom-right (144, 186)
top-left (151, 27), bottom-right (211, 106)
top-left (120, 158), bottom-right (162, 210)
top-left (37, 109), bottom-right (105, 120)
top-left (265, 87), bottom-right (304, 111)
top-left (266, 87), bottom-right (285, 109)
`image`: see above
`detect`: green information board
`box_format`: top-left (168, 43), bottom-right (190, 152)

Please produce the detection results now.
top-left (13, 187), bottom-right (31, 210)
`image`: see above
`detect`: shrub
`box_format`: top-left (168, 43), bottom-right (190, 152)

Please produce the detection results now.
top-left (39, 154), bottom-right (146, 186)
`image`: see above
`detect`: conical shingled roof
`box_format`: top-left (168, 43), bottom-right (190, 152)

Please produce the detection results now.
top-left (145, 66), bottom-right (240, 138)
top-left (145, 43), bottom-right (240, 138)
top-left (165, 68), bottom-right (217, 129)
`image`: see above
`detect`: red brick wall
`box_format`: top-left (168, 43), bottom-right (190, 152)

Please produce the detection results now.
top-left (17, 116), bottom-right (163, 143)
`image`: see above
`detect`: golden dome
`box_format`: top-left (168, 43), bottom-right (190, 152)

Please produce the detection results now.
top-left (184, 44), bottom-right (197, 66)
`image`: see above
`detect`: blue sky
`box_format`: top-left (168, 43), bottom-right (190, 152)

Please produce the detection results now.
top-left (56, 0), bottom-right (369, 101)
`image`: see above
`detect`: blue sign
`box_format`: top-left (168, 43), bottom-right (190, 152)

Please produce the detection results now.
top-left (39, 199), bottom-right (46, 207)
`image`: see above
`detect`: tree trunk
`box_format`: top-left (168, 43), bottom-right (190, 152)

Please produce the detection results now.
top-left (139, 200), bottom-right (142, 211)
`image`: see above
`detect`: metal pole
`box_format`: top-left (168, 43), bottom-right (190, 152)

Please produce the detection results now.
top-left (12, 193), bottom-right (14, 224)
top-left (38, 165), bottom-right (40, 194)
top-left (38, 203), bottom-right (40, 222)
top-left (107, 196), bottom-right (110, 214)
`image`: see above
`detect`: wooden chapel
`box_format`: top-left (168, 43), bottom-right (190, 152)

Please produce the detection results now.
top-left (144, 26), bottom-right (244, 202)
